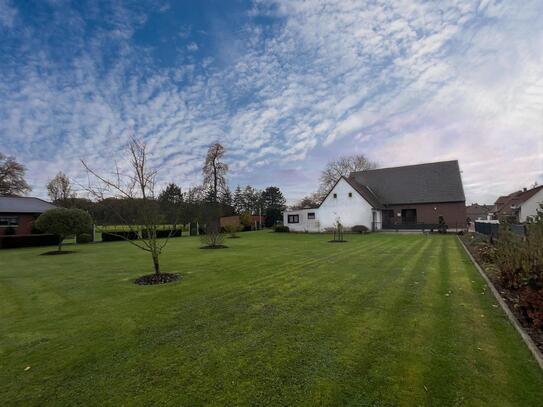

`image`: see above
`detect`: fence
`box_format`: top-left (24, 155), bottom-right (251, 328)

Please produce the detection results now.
top-left (474, 220), bottom-right (527, 237)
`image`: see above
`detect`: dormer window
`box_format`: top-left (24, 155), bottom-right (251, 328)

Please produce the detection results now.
top-left (333, 193), bottom-right (337, 198)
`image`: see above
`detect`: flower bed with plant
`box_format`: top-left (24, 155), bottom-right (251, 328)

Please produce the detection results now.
top-left (460, 221), bottom-right (543, 353)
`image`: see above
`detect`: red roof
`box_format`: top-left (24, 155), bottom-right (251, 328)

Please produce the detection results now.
top-left (494, 185), bottom-right (543, 216)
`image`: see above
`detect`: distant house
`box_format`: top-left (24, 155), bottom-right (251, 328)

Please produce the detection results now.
top-left (493, 185), bottom-right (543, 222)
top-left (284, 160), bottom-right (466, 232)
top-left (0, 197), bottom-right (56, 236)
top-left (466, 203), bottom-right (493, 221)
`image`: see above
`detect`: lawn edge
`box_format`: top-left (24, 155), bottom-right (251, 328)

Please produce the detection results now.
top-left (457, 236), bottom-right (543, 371)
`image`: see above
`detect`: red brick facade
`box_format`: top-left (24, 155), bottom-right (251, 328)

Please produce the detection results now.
top-left (0, 213), bottom-right (37, 236)
top-left (382, 202), bottom-right (467, 228)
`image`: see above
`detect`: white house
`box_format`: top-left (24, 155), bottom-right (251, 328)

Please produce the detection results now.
top-left (283, 160), bottom-right (467, 232)
top-left (519, 186), bottom-right (543, 222)
top-left (284, 177), bottom-right (381, 232)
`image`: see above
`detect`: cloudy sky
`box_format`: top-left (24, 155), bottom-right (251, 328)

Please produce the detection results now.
top-left (1, 0), bottom-right (542, 204)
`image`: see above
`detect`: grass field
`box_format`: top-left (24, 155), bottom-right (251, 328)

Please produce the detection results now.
top-left (1, 232), bottom-right (543, 406)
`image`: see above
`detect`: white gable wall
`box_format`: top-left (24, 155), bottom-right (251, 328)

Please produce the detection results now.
top-left (519, 188), bottom-right (543, 222)
top-left (283, 178), bottom-right (376, 232)
top-left (318, 178), bottom-right (375, 230)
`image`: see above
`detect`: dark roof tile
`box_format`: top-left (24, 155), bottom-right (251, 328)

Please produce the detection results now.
top-left (349, 160), bottom-right (465, 205)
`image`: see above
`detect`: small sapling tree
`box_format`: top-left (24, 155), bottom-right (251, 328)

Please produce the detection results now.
top-left (82, 137), bottom-right (180, 283)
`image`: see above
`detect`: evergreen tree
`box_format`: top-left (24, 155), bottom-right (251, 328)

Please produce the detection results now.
top-left (233, 185), bottom-right (244, 215)
top-left (221, 187), bottom-right (233, 208)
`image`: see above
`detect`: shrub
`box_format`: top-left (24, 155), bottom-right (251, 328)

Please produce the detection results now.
top-left (240, 212), bottom-right (252, 229)
top-left (76, 233), bottom-right (92, 244)
top-left (35, 208), bottom-right (93, 252)
top-left (274, 225), bottom-right (289, 233)
top-left (200, 229), bottom-right (225, 248)
top-left (475, 243), bottom-right (497, 264)
top-left (520, 285), bottom-right (543, 329)
top-left (351, 225), bottom-right (369, 234)
top-left (224, 223), bottom-right (242, 238)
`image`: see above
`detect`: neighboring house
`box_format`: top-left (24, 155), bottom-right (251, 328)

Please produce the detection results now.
top-left (0, 197), bottom-right (56, 236)
top-left (220, 215), bottom-right (265, 229)
top-left (493, 185), bottom-right (543, 222)
top-left (284, 160), bottom-right (466, 232)
top-left (466, 203), bottom-right (493, 221)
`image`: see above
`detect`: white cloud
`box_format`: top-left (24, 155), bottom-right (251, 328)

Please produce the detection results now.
top-left (187, 42), bottom-right (198, 52)
top-left (0, 0), bottom-right (17, 29)
top-left (0, 0), bottom-right (542, 205)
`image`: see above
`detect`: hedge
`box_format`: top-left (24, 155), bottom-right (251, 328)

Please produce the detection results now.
top-left (102, 229), bottom-right (182, 242)
top-left (0, 234), bottom-right (60, 249)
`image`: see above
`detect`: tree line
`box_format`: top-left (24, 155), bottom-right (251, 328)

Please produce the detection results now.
top-left (0, 142), bottom-right (287, 228)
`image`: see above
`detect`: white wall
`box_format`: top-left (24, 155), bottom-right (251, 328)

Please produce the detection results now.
top-left (318, 178), bottom-right (374, 230)
top-left (283, 208), bottom-right (320, 232)
top-left (520, 188), bottom-right (543, 222)
top-left (284, 178), bottom-right (376, 232)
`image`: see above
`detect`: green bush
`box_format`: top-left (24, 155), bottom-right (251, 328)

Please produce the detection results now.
top-left (35, 208), bottom-right (93, 251)
top-left (274, 225), bottom-right (289, 233)
top-left (350, 225), bottom-right (369, 234)
top-left (76, 233), bottom-right (93, 244)
top-left (223, 223), bottom-right (242, 238)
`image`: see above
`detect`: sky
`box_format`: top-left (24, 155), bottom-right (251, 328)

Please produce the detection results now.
top-left (0, 0), bottom-right (542, 205)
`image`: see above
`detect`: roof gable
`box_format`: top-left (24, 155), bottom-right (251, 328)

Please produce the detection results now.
top-left (318, 176), bottom-right (382, 209)
top-left (349, 160), bottom-right (465, 205)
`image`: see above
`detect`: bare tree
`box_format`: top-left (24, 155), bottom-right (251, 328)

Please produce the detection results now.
top-left (318, 154), bottom-right (377, 197)
top-left (81, 137), bottom-right (176, 277)
top-left (0, 152), bottom-right (31, 196)
top-left (202, 143), bottom-right (228, 203)
top-left (47, 171), bottom-right (75, 206)
top-left (291, 193), bottom-right (322, 210)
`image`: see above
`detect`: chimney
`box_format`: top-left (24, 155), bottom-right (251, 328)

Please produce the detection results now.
top-left (523, 187), bottom-right (527, 192)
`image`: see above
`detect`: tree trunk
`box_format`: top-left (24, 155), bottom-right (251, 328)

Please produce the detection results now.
top-left (152, 252), bottom-right (160, 275)
top-left (58, 237), bottom-right (63, 252)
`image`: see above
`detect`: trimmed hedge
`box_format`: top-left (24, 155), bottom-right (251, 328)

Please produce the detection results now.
top-left (102, 229), bottom-right (182, 242)
top-left (76, 233), bottom-right (93, 244)
top-left (351, 225), bottom-right (369, 234)
top-left (102, 231), bottom-right (139, 241)
top-left (0, 234), bottom-right (60, 249)
top-left (274, 225), bottom-right (290, 233)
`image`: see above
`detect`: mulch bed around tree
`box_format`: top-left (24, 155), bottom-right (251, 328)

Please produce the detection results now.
top-left (460, 234), bottom-right (543, 354)
top-left (200, 245), bottom-right (228, 249)
top-left (134, 273), bottom-right (180, 285)
top-left (40, 251), bottom-right (76, 256)
top-left (328, 240), bottom-right (348, 243)
top-left (227, 236), bottom-right (241, 239)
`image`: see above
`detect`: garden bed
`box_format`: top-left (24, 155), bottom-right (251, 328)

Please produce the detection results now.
top-left (134, 272), bottom-right (180, 285)
top-left (460, 233), bottom-right (543, 354)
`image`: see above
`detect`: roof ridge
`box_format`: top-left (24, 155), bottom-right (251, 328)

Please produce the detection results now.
top-left (350, 159), bottom-right (459, 174)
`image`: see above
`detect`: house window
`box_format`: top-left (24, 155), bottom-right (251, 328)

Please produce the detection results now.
top-left (401, 209), bottom-right (417, 224)
top-left (0, 216), bottom-right (18, 226)
top-left (333, 193), bottom-right (337, 198)
top-left (307, 212), bottom-right (315, 219)
top-left (348, 192), bottom-right (352, 197)
top-left (288, 215), bottom-right (299, 224)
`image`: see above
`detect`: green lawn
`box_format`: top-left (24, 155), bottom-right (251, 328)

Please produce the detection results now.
top-left (1, 232), bottom-right (542, 406)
